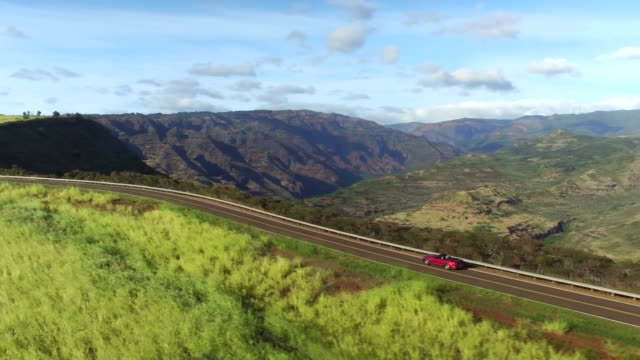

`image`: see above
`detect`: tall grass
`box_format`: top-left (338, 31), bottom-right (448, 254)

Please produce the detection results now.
top-left (542, 320), bottom-right (572, 335)
top-left (0, 183), bottom-right (583, 359)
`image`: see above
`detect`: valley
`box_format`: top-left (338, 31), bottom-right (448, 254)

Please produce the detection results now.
top-left (314, 130), bottom-right (640, 260)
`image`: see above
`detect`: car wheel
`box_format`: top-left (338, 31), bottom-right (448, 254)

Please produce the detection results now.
top-left (444, 264), bottom-right (451, 270)
top-left (423, 259), bottom-right (430, 265)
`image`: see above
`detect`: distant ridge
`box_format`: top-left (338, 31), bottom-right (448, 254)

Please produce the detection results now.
top-left (389, 109), bottom-right (640, 152)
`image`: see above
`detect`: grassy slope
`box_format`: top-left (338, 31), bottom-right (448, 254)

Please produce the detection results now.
top-left (4, 182), bottom-right (637, 359)
top-left (0, 115), bottom-right (24, 124)
top-left (313, 131), bottom-right (640, 259)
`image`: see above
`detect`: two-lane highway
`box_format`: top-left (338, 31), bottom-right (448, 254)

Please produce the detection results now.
top-left (3, 177), bottom-right (640, 328)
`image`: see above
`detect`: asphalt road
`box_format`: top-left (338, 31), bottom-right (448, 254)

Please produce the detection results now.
top-left (4, 177), bottom-right (640, 328)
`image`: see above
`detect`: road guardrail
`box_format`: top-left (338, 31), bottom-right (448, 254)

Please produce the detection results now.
top-left (2, 175), bottom-right (639, 301)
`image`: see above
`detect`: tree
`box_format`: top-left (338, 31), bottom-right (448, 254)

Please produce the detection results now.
top-left (22, 112), bottom-right (29, 119)
top-left (52, 111), bottom-right (61, 117)
top-left (36, 110), bottom-right (41, 116)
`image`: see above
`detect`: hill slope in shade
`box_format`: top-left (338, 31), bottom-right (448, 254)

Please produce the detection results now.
top-left (95, 110), bottom-right (456, 199)
top-left (313, 130), bottom-right (640, 260)
top-left (0, 116), bottom-right (155, 176)
top-left (390, 109), bottom-right (640, 153)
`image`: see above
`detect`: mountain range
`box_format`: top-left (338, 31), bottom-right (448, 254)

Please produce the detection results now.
top-left (389, 109), bottom-right (640, 153)
top-left (94, 110), bottom-right (455, 199)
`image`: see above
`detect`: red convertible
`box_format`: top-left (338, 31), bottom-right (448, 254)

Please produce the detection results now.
top-left (422, 254), bottom-right (464, 270)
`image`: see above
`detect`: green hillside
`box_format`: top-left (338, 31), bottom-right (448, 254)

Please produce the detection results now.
top-left (3, 182), bottom-right (627, 359)
top-left (313, 130), bottom-right (640, 260)
top-left (0, 115), bottom-right (24, 124)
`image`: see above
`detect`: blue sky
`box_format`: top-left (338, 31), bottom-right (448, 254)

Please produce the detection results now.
top-left (2, 0), bottom-right (640, 123)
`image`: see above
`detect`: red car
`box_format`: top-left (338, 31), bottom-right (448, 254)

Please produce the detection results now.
top-left (422, 254), bottom-right (464, 270)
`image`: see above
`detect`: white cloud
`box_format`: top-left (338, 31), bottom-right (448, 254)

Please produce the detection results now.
top-left (436, 12), bottom-right (520, 39)
top-left (287, 2), bottom-right (310, 15)
top-left (163, 79), bottom-right (224, 99)
top-left (327, 23), bottom-right (373, 53)
top-left (381, 45), bottom-right (400, 64)
top-left (199, 0), bottom-right (217, 9)
top-left (230, 94), bottom-right (252, 102)
top-left (140, 97), bottom-right (229, 113)
top-left (404, 11), bottom-right (445, 26)
top-left (330, 0), bottom-right (376, 21)
top-left (255, 97), bottom-right (640, 125)
top-left (258, 84), bottom-right (315, 105)
top-left (255, 56), bottom-right (283, 66)
top-left (137, 79), bottom-right (163, 87)
top-left (188, 63), bottom-right (256, 77)
top-left (415, 62), bottom-right (442, 73)
top-left (381, 106), bottom-right (404, 114)
top-left (527, 58), bottom-right (578, 76)
top-left (598, 46), bottom-right (640, 60)
top-left (54, 67), bottom-right (81, 78)
top-left (230, 80), bottom-right (262, 91)
top-left (343, 93), bottom-right (369, 101)
top-left (384, 98), bottom-right (640, 123)
top-left (269, 84), bottom-right (315, 95)
top-left (137, 80), bottom-right (226, 112)
top-left (10, 67), bottom-right (80, 81)
top-left (310, 54), bottom-right (329, 65)
top-left (419, 68), bottom-right (515, 92)
top-left (10, 69), bottom-right (58, 81)
top-left (599, 97), bottom-right (640, 109)
top-left (114, 85), bottom-right (133, 96)
top-left (3, 26), bottom-right (27, 39)
top-left (286, 30), bottom-right (308, 49)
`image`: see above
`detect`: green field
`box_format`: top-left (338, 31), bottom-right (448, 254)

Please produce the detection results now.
top-left (0, 115), bottom-right (24, 124)
top-left (3, 182), bottom-right (639, 359)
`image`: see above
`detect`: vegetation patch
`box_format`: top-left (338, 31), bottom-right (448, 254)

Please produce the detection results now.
top-left (268, 247), bottom-right (379, 296)
top-left (543, 320), bottom-right (572, 335)
top-left (384, 185), bottom-right (556, 237)
top-left (0, 182), bottom-right (598, 359)
top-left (70, 198), bottom-right (156, 215)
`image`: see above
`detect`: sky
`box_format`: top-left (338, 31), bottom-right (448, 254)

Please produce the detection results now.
top-left (2, 0), bottom-right (640, 124)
